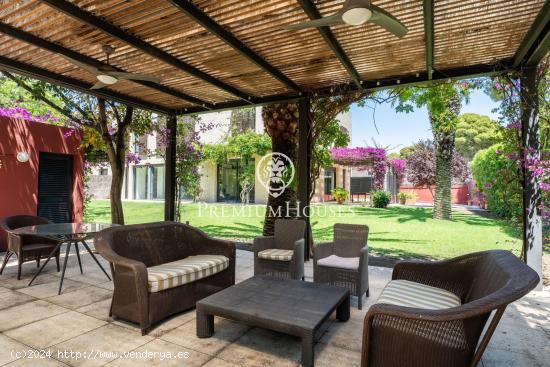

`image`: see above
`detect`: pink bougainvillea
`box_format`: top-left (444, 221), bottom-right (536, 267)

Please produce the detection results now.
top-left (330, 147), bottom-right (387, 189)
top-left (0, 107), bottom-right (60, 124)
top-left (389, 158), bottom-right (406, 185)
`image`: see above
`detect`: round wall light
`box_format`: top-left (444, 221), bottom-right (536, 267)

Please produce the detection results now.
top-left (16, 151), bottom-right (29, 163)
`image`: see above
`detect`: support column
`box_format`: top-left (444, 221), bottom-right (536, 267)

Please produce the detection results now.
top-left (298, 97), bottom-right (312, 260)
top-left (520, 66), bottom-right (542, 288)
top-left (164, 114), bottom-right (177, 221)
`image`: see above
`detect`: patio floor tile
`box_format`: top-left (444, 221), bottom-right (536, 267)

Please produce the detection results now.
top-left (4, 357), bottom-right (70, 366)
top-left (76, 299), bottom-right (112, 322)
top-left (0, 300), bottom-right (67, 332)
top-left (160, 317), bottom-right (250, 356)
top-left (0, 291), bottom-right (35, 311)
top-left (217, 327), bottom-right (301, 367)
top-left (202, 358), bottom-right (242, 367)
top-left (53, 324), bottom-right (153, 367)
top-left (147, 310), bottom-right (196, 338)
top-left (46, 286), bottom-right (112, 310)
top-left (314, 343), bottom-right (362, 367)
top-left (0, 334), bottom-right (32, 365)
top-left (103, 339), bottom-right (211, 367)
top-left (17, 279), bottom-right (88, 299)
top-left (4, 311), bottom-right (106, 349)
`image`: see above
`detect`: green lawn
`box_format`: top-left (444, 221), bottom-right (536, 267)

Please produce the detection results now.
top-left (86, 200), bottom-right (521, 260)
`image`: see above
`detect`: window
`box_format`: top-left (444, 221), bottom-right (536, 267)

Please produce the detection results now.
top-left (99, 168), bottom-right (108, 176)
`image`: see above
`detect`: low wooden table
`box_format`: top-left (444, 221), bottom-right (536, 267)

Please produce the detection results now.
top-left (196, 275), bottom-right (350, 367)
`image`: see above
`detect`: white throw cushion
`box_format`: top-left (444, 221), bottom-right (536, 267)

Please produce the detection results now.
top-left (377, 279), bottom-right (461, 309)
top-left (258, 248), bottom-right (293, 261)
top-left (147, 254), bottom-right (229, 293)
top-left (317, 255), bottom-right (359, 270)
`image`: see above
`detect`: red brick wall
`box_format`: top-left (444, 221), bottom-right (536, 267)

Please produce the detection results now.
top-left (0, 117), bottom-right (84, 250)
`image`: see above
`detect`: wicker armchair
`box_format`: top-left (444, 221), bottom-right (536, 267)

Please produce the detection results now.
top-left (254, 219), bottom-right (305, 280)
top-left (0, 215), bottom-right (60, 279)
top-left (361, 250), bottom-right (540, 367)
top-left (94, 221), bottom-right (235, 335)
top-left (313, 223), bottom-right (369, 309)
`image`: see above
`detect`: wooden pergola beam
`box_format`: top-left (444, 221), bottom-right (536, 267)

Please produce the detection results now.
top-left (296, 0), bottom-right (363, 89)
top-left (181, 61), bottom-right (512, 114)
top-left (0, 55), bottom-right (172, 114)
top-left (167, 0), bottom-right (301, 92)
top-left (39, 0), bottom-right (254, 104)
top-left (0, 21), bottom-right (214, 109)
top-left (423, 0), bottom-right (435, 79)
top-left (513, 0), bottom-right (550, 67)
top-left (526, 27), bottom-right (550, 67)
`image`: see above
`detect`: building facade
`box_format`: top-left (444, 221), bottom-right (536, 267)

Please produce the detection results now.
top-left (89, 107), bottom-right (352, 204)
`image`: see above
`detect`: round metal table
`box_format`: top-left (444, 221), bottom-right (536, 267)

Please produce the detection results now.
top-left (12, 222), bottom-right (117, 294)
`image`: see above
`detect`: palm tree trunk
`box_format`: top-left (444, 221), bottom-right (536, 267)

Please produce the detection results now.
top-left (433, 131), bottom-right (454, 219)
top-left (262, 103), bottom-right (299, 236)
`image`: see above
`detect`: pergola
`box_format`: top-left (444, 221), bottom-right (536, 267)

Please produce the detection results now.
top-left (0, 0), bottom-right (548, 278)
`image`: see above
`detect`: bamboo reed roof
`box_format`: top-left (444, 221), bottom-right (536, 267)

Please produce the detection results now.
top-left (0, 0), bottom-right (547, 115)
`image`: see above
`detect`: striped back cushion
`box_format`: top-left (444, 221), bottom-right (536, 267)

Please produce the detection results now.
top-left (377, 280), bottom-right (461, 309)
top-left (258, 248), bottom-right (293, 261)
top-left (147, 254), bottom-right (229, 293)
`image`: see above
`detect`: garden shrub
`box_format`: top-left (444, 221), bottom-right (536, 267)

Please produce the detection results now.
top-left (371, 191), bottom-right (391, 208)
top-left (471, 143), bottom-right (522, 220)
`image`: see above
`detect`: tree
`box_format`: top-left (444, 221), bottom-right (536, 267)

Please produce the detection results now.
top-left (261, 103), bottom-right (299, 236)
top-left (406, 140), bottom-right (469, 198)
top-left (3, 72), bottom-right (153, 224)
top-left (399, 145), bottom-right (415, 159)
top-left (395, 82), bottom-right (471, 219)
top-left (455, 113), bottom-right (501, 160)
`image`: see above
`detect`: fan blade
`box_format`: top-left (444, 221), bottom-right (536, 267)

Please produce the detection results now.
top-left (284, 13), bottom-right (343, 30)
top-left (62, 55), bottom-right (101, 75)
top-left (369, 5), bottom-right (408, 38)
top-left (90, 81), bottom-right (107, 90)
top-left (108, 71), bottom-right (161, 83)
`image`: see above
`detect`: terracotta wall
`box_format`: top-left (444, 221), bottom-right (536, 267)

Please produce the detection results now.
top-left (399, 185), bottom-right (470, 205)
top-left (0, 116), bottom-right (83, 251)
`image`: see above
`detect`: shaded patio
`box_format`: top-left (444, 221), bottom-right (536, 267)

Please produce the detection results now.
top-left (0, 247), bottom-right (550, 367)
top-left (0, 248), bottom-right (547, 367)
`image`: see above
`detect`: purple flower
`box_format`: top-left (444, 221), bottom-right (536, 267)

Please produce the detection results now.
top-left (126, 152), bottom-right (141, 165)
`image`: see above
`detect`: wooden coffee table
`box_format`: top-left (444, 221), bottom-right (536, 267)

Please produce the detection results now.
top-left (196, 275), bottom-right (350, 367)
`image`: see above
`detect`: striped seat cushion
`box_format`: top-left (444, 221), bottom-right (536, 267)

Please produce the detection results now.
top-left (147, 255), bottom-right (229, 293)
top-left (258, 248), bottom-right (293, 261)
top-left (377, 279), bottom-right (461, 309)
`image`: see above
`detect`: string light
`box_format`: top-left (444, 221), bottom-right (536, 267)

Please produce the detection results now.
top-left (376, 81), bottom-right (380, 86)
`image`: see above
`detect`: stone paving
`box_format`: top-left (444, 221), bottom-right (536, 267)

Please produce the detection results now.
top-left (0, 248), bottom-right (548, 366)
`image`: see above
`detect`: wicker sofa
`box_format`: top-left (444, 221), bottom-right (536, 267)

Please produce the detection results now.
top-left (95, 221), bottom-right (235, 335)
top-left (361, 250), bottom-right (540, 367)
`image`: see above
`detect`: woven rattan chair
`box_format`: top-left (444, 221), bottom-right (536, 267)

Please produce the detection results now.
top-left (253, 219), bottom-right (305, 280)
top-left (0, 215), bottom-right (60, 280)
top-left (361, 250), bottom-right (540, 367)
top-left (313, 223), bottom-right (369, 309)
top-left (94, 221), bottom-right (235, 335)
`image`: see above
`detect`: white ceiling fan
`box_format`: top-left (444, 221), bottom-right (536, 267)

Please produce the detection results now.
top-left (63, 45), bottom-right (161, 90)
top-left (285, 0), bottom-right (408, 38)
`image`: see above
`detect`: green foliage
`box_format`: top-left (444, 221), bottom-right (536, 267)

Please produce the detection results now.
top-left (202, 131), bottom-right (271, 164)
top-left (398, 192), bottom-right (415, 201)
top-left (0, 76), bottom-right (66, 122)
top-left (331, 187), bottom-right (349, 202)
top-left (399, 145), bottom-right (415, 159)
top-left (471, 144), bottom-right (522, 220)
top-left (371, 190), bottom-right (392, 208)
top-left (455, 113), bottom-right (501, 160)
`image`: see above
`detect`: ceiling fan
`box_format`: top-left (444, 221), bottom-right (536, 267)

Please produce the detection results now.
top-left (285, 0), bottom-right (408, 38)
top-left (63, 45), bottom-right (161, 90)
